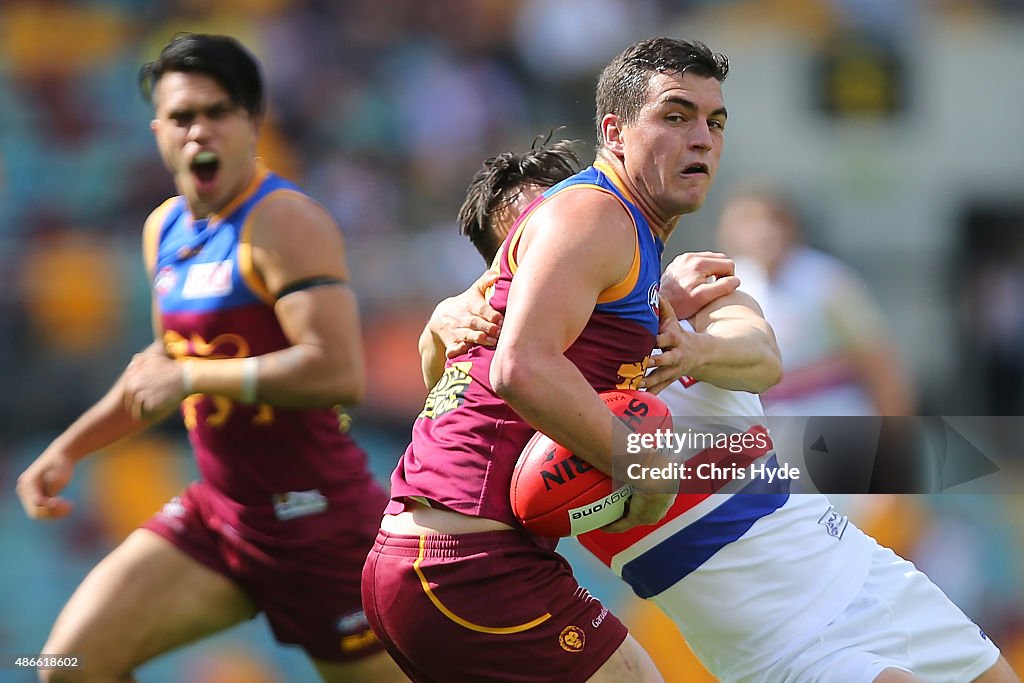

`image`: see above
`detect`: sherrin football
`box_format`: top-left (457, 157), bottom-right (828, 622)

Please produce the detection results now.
top-left (510, 389), bottom-right (673, 537)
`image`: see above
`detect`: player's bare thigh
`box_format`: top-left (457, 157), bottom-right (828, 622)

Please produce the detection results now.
top-left (971, 656), bottom-right (1021, 683)
top-left (586, 633), bottom-right (664, 683)
top-left (40, 529), bottom-right (256, 683)
top-left (312, 653), bottom-right (405, 683)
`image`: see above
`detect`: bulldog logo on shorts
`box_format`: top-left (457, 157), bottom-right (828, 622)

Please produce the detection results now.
top-left (558, 625), bottom-right (586, 653)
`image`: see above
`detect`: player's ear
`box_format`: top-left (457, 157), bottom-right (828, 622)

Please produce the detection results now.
top-left (150, 118), bottom-right (159, 133)
top-left (601, 114), bottom-right (625, 155)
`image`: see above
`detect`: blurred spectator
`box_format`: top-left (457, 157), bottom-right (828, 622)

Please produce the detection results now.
top-left (717, 187), bottom-right (915, 416)
top-left (18, 220), bottom-right (124, 356)
top-left (964, 254), bottom-right (1024, 415)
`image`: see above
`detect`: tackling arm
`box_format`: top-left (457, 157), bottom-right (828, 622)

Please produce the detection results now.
top-left (686, 290), bottom-right (783, 393)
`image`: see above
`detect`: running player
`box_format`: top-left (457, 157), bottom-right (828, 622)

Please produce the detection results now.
top-left (15, 34), bottom-right (401, 682)
top-left (362, 37), bottom-right (732, 683)
top-left (430, 141), bottom-right (1019, 683)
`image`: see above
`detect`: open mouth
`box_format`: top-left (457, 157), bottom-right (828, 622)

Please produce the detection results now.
top-left (681, 162), bottom-right (709, 176)
top-left (191, 150), bottom-right (220, 187)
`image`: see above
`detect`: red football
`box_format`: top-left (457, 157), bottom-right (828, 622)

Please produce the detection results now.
top-left (510, 389), bottom-right (673, 537)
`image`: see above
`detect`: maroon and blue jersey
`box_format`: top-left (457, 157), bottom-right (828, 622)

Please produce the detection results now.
top-left (387, 162), bottom-right (664, 533)
top-left (147, 168), bottom-right (380, 527)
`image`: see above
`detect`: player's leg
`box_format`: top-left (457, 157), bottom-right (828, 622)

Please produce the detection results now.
top-left (586, 633), bottom-right (665, 683)
top-left (39, 529), bottom-right (256, 683)
top-left (311, 653), bottom-right (405, 683)
top-left (972, 656), bottom-right (1021, 683)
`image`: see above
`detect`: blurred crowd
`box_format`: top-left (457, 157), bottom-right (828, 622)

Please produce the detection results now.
top-left (2, 0), bottom-right (1024, 681)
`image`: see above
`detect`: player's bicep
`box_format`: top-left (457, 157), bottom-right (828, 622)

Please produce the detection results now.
top-left (274, 280), bottom-right (362, 356)
top-left (249, 192), bottom-right (351, 298)
top-left (501, 199), bottom-right (634, 352)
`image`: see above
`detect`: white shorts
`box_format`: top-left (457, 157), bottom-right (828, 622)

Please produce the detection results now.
top-left (738, 542), bottom-right (1001, 683)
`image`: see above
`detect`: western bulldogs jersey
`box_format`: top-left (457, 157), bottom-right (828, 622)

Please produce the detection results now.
top-left (146, 168), bottom-right (377, 526)
top-left (388, 162), bottom-right (664, 533)
top-left (578, 320), bottom-right (874, 680)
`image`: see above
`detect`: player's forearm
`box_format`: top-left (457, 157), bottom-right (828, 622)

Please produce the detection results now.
top-left (492, 352), bottom-right (616, 475)
top-left (419, 324), bottom-right (447, 389)
top-left (186, 344), bottom-right (364, 408)
top-left (688, 320), bottom-right (782, 393)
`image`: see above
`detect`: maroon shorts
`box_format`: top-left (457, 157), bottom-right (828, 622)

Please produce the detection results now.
top-left (142, 481), bottom-right (387, 662)
top-left (361, 529), bottom-right (627, 682)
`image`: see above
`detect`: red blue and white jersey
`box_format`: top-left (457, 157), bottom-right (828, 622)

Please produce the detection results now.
top-left (387, 162), bottom-right (664, 535)
top-left (578, 320), bottom-right (874, 680)
top-left (147, 168), bottom-right (381, 531)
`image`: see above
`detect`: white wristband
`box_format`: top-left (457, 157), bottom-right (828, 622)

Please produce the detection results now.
top-left (181, 361), bottom-right (195, 395)
top-left (240, 357), bottom-right (259, 404)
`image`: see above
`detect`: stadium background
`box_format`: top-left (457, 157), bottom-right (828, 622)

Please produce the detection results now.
top-left (1, 0), bottom-right (1022, 680)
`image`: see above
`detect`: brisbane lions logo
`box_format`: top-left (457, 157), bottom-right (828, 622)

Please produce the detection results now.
top-left (647, 282), bottom-right (660, 318)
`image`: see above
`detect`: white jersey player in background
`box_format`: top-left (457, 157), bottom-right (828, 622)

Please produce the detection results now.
top-left (423, 140), bottom-right (1018, 683)
top-left (716, 187), bottom-right (915, 418)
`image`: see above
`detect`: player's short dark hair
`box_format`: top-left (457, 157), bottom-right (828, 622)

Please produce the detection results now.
top-left (139, 33), bottom-right (265, 118)
top-left (595, 37), bottom-right (729, 145)
top-left (457, 135), bottom-right (582, 264)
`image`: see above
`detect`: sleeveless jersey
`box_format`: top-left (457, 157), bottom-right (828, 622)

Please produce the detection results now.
top-left (149, 168), bottom-right (377, 522)
top-left (578, 320), bottom-right (874, 680)
top-left (387, 163), bottom-right (664, 535)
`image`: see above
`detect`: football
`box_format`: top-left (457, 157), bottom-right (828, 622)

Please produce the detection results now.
top-left (510, 389), bottom-right (673, 537)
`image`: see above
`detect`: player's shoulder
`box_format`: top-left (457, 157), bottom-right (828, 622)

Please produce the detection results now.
top-left (142, 196), bottom-right (184, 271)
top-left (248, 185), bottom-right (343, 246)
top-left (532, 182), bottom-right (634, 236)
top-left (144, 196), bottom-right (183, 229)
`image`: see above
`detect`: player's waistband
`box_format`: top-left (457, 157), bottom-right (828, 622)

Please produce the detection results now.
top-left (371, 529), bottom-right (531, 559)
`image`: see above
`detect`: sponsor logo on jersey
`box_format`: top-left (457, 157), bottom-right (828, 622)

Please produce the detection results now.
top-left (592, 608), bottom-right (609, 628)
top-left (558, 625), bottom-right (586, 653)
top-left (159, 496), bottom-right (186, 519)
top-left (817, 506), bottom-right (849, 539)
top-left (154, 266), bottom-right (177, 296)
top-left (181, 260), bottom-right (234, 299)
top-left (272, 489), bottom-right (328, 521)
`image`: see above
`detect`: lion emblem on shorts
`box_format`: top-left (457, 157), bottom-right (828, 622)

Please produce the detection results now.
top-left (558, 625), bottom-right (586, 653)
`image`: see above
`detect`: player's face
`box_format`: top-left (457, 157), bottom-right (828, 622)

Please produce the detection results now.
top-left (718, 197), bottom-right (793, 268)
top-left (150, 71), bottom-right (258, 217)
top-left (619, 71), bottom-right (726, 219)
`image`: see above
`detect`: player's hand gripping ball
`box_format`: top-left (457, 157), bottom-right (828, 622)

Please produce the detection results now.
top-left (511, 389), bottom-right (673, 536)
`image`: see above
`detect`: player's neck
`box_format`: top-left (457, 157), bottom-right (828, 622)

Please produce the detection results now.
top-left (594, 155), bottom-right (675, 242)
top-left (181, 163), bottom-right (259, 220)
